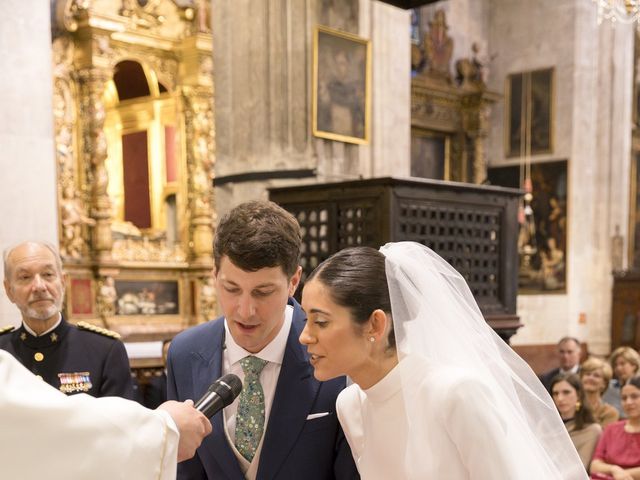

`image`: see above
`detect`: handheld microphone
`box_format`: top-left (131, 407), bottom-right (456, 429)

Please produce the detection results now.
top-left (194, 374), bottom-right (243, 419)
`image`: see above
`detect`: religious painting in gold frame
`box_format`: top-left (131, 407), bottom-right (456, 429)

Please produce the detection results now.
top-left (488, 160), bottom-right (568, 294)
top-left (104, 271), bottom-right (189, 332)
top-left (312, 26), bottom-right (371, 145)
top-left (505, 68), bottom-right (554, 158)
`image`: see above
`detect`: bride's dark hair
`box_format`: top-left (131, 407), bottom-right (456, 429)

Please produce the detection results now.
top-left (306, 246), bottom-right (395, 349)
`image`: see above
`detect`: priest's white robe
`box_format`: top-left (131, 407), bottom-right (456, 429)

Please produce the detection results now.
top-left (0, 350), bottom-right (179, 480)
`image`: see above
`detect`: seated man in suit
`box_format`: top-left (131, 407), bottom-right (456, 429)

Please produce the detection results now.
top-left (167, 200), bottom-right (358, 480)
top-left (539, 336), bottom-right (582, 391)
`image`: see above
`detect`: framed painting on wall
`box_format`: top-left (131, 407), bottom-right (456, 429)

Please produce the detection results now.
top-left (312, 25), bottom-right (371, 145)
top-left (410, 128), bottom-right (451, 180)
top-left (488, 160), bottom-right (567, 293)
top-left (114, 280), bottom-right (179, 316)
top-left (505, 67), bottom-right (554, 158)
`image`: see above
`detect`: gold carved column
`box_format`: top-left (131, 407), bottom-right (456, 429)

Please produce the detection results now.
top-left (53, 37), bottom-right (93, 261)
top-left (78, 67), bottom-right (113, 261)
top-left (180, 34), bottom-right (215, 265)
top-left (461, 91), bottom-right (500, 184)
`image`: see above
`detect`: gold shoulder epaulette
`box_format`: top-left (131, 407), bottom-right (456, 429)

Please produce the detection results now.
top-left (0, 325), bottom-right (15, 336)
top-left (77, 321), bottom-right (121, 339)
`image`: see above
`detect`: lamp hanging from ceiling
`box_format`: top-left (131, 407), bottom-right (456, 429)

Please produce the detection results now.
top-left (518, 73), bottom-right (538, 270)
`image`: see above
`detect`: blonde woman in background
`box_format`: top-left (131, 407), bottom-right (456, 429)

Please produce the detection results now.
top-left (603, 347), bottom-right (640, 417)
top-left (581, 358), bottom-right (619, 428)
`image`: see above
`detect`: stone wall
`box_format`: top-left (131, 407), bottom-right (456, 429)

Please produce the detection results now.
top-left (0, 0), bottom-right (58, 327)
top-left (212, 0), bottom-right (410, 219)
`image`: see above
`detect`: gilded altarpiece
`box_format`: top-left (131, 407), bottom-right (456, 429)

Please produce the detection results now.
top-left (411, 9), bottom-right (498, 184)
top-left (52, 0), bottom-right (217, 343)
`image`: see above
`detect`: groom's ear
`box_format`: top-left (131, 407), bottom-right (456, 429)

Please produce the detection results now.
top-left (287, 266), bottom-right (302, 296)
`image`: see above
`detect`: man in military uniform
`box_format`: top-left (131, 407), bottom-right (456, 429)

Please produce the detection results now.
top-left (1, 241), bottom-right (134, 398)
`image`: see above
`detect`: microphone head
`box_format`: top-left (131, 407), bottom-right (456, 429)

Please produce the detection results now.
top-left (210, 373), bottom-right (243, 407)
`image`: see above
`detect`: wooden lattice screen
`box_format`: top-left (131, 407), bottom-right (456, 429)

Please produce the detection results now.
top-left (270, 177), bottom-right (522, 342)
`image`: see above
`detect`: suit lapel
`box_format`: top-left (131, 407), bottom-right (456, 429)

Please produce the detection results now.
top-left (193, 321), bottom-right (245, 480)
top-left (257, 316), bottom-right (318, 480)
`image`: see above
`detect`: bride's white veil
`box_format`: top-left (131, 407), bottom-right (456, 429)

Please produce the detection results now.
top-left (381, 242), bottom-right (587, 479)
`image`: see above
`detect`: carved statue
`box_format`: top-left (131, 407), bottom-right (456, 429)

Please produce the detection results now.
top-left (60, 184), bottom-right (96, 259)
top-left (97, 276), bottom-right (118, 317)
top-left (456, 42), bottom-right (490, 90)
top-left (195, 0), bottom-right (211, 33)
top-left (120, 0), bottom-right (165, 28)
top-left (424, 9), bottom-right (453, 82)
top-left (199, 276), bottom-right (216, 322)
top-left (471, 42), bottom-right (488, 85)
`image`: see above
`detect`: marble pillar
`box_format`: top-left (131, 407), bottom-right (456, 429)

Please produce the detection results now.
top-left (0, 0), bottom-right (58, 327)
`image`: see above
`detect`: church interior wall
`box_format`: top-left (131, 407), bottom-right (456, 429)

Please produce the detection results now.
top-left (0, 0), bottom-right (59, 326)
top-left (212, 0), bottom-right (410, 220)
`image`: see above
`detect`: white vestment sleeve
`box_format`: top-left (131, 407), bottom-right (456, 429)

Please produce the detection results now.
top-left (0, 350), bottom-right (179, 480)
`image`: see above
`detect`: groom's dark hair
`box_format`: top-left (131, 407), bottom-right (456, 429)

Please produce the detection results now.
top-left (214, 200), bottom-right (302, 278)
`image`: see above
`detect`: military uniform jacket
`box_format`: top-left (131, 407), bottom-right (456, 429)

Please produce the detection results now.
top-left (0, 317), bottom-right (134, 399)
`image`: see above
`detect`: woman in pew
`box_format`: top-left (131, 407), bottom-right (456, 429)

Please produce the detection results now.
top-left (603, 347), bottom-right (640, 418)
top-left (580, 357), bottom-right (619, 428)
top-left (299, 242), bottom-right (587, 479)
top-left (590, 375), bottom-right (640, 479)
top-left (550, 373), bottom-right (602, 469)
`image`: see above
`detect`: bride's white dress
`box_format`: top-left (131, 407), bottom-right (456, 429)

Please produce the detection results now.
top-left (334, 243), bottom-right (587, 480)
top-left (337, 354), bottom-right (563, 480)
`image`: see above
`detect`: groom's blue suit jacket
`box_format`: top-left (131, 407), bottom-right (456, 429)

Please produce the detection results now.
top-left (166, 298), bottom-right (359, 480)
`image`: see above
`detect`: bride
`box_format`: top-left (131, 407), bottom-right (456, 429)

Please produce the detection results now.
top-left (299, 242), bottom-right (587, 479)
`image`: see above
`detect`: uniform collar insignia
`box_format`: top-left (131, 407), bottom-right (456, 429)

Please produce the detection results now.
top-left (18, 321), bottom-right (70, 349)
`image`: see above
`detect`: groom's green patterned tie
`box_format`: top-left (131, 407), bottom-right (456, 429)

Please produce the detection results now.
top-left (235, 356), bottom-right (268, 462)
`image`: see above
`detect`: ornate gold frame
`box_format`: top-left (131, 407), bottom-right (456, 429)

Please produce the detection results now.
top-left (504, 67), bottom-right (555, 158)
top-left (312, 25), bottom-right (371, 145)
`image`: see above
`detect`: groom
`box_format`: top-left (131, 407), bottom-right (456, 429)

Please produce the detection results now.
top-left (167, 200), bottom-right (358, 479)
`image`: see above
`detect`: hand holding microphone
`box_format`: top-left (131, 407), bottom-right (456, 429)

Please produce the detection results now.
top-left (194, 374), bottom-right (243, 418)
top-left (159, 374), bottom-right (242, 462)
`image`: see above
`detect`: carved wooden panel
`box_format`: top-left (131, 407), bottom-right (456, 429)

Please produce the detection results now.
top-left (611, 272), bottom-right (640, 350)
top-left (270, 177), bottom-right (521, 340)
top-left (396, 200), bottom-right (501, 309)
